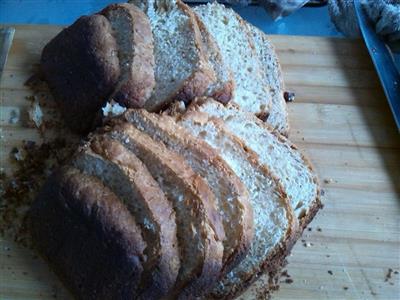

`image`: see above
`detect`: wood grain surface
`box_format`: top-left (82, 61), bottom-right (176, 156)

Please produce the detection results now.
top-left (0, 25), bottom-right (399, 300)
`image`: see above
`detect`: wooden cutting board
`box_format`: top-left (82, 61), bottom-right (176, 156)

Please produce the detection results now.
top-left (0, 25), bottom-right (399, 300)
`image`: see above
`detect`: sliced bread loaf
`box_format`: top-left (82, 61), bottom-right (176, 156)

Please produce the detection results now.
top-left (101, 3), bottom-right (155, 108)
top-left (130, 0), bottom-right (216, 112)
top-left (246, 24), bottom-right (289, 135)
top-left (101, 120), bottom-right (224, 298)
top-left (29, 167), bottom-right (146, 299)
top-left (120, 109), bottom-right (253, 272)
top-left (178, 110), bottom-right (296, 298)
top-left (71, 136), bottom-right (179, 299)
top-left (193, 3), bottom-right (273, 120)
top-left (191, 99), bottom-right (322, 228)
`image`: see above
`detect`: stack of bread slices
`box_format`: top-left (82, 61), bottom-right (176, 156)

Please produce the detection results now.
top-left (31, 1), bottom-right (322, 299)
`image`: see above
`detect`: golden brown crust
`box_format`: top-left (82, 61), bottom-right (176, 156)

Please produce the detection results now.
top-left (29, 167), bottom-right (146, 299)
top-left (101, 3), bottom-right (155, 108)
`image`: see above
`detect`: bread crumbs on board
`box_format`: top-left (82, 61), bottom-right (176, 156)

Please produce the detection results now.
top-left (0, 74), bottom-right (80, 248)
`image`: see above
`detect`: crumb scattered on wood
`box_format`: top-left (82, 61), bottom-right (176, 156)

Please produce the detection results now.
top-left (307, 227), bottom-right (312, 231)
top-left (284, 278), bottom-right (293, 284)
top-left (0, 138), bottom-right (78, 247)
top-left (324, 178), bottom-right (334, 184)
top-left (27, 97), bottom-right (44, 129)
top-left (385, 268), bottom-right (393, 282)
top-left (317, 227), bottom-right (322, 232)
top-left (328, 270), bottom-right (333, 275)
top-left (284, 91), bottom-right (295, 102)
top-left (343, 286), bottom-right (349, 290)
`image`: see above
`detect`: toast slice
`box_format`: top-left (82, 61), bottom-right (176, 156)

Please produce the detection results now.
top-left (178, 110), bottom-right (296, 298)
top-left (193, 3), bottom-right (273, 120)
top-left (29, 167), bottom-right (146, 299)
top-left (191, 99), bottom-right (322, 228)
top-left (120, 109), bottom-right (253, 272)
top-left (71, 136), bottom-right (179, 298)
top-left (130, 0), bottom-right (216, 112)
top-left (101, 3), bottom-right (155, 108)
top-left (247, 24), bottom-right (289, 135)
top-left (101, 120), bottom-right (224, 298)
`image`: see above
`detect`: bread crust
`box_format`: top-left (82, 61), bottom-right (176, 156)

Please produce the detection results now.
top-left (40, 14), bottom-right (120, 133)
top-left (101, 3), bottom-right (155, 108)
top-left (29, 167), bottom-right (146, 300)
top-left (121, 109), bottom-right (254, 273)
top-left (76, 135), bottom-right (180, 299)
top-left (100, 121), bottom-right (224, 298)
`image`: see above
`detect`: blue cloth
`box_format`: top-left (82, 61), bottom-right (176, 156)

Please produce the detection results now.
top-left (0, 0), bottom-right (341, 37)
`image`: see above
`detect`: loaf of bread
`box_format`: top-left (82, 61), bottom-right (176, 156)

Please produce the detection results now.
top-left (31, 1), bottom-right (323, 299)
top-left (40, 3), bottom-right (155, 133)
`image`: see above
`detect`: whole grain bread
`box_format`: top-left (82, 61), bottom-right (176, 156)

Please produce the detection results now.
top-left (178, 110), bottom-right (296, 299)
top-left (246, 24), bottom-right (289, 135)
top-left (71, 136), bottom-right (179, 299)
top-left (191, 98), bottom-right (322, 228)
top-left (101, 3), bottom-right (155, 108)
top-left (120, 109), bottom-right (253, 272)
top-left (29, 167), bottom-right (146, 300)
top-left (101, 120), bottom-right (224, 298)
top-left (130, 0), bottom-right (216, 112)
top-left (193, 3), bottom-right (273, 120)
top-left (40, 14), bottom-right (120, 133)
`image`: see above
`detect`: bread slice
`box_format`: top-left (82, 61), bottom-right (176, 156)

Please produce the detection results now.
top-left (246, 24), bottom-right (289, 135)
top-left (178, 110), bottom-right (296, 298)
top-left (129, 0), bottom-right (216, 112)
top-left (120, 109), bottom-right (253, 272)
top-left (71, 136), bottom-right (179, 298)
top-left (192, 12), bottom-right (235, 104)
top-left (193, 3), bottom-right (272, 119)
top-left (101, 3), bottom-right (155, 108)
top-left (29, 167), bottom-right (146, 299)
top-left (40, 14), bottom-right (120, 133)
top-left (101, 120), bottom-right (224, 298)
top-left (191, 98), bottom-right (322, 228)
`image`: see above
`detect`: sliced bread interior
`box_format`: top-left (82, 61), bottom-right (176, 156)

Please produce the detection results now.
top-left (192, 12), bottom-right (235, 104)
top-left (192, 99), bottom-right (321, 227)
top-left (101, 120), bottom-right (224, 297)
top-left (101, 3), bottom-right (155, 108)
top-left (71, 136), bottom-right (179, 298)
top-left (120, 109), bottom-right (253, 272)
top-left (130, 0), bottom-right (215, 112)
top-left (178, 110), bottom-right (296, 298)
top-left (30, 167), bottom-right (146, 299)
top-left (247, 24), bottom-right (289, 135)
top-left (193, 3), bottom-right (272, 119)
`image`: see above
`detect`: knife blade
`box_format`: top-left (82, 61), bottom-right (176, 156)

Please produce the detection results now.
top-left (354, 1), bottom-right (400, 131)
top-left (0, 27), bottom-right (15, 82)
